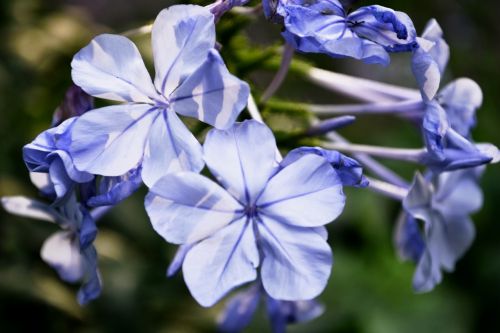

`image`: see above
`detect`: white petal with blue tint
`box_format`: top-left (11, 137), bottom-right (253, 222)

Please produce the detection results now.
top-left (69, 104), bottom-right (157, 176)
top-left (203, 120), bottom-right (278, 203)
top-left (1, 196), bottom-right (60, 223)
top-left (141, 111), bottom-right (204, 188)
top-left (152, 5), bottom-right (215, 96)
top-left (412, 48), bottom-right (441, 102)
top-left (170, 50), bottom-right (249, 129)
top-left (258, 154), bottom-right (345, 227)
top-left (259, 216), bottom-right (332, 300)
top-left (72, 34), bottom-right (159, 103)
top-left (183, 217), bottom-right (259, 307)
top-left (145, 172), bottom-right (243, 244)
top-left (41, 231), bottom-right (85, 283)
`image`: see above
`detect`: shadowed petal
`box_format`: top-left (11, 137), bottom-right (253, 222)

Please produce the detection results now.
top-left (203, 120), bottom-right (278, 203)
top-left (41, 231), bottom-right (84, 283)
top-left (145, 172), bottom-right (243, 244)
top-left (141, 111), bottom-right (204, 188)
top-left (72, 34), bottom-right (158, 103)
top-left (421, 19), bottom-right (449, 74)
top-left (170, 50), bottom-right (249, 129)
top-left (183, 217), bottom-right (259, 307)
top-left (69, 104), bottom-right (157, 176)
top-left (412, 48), bottom-right (441, 102)
top-left (258, 154), bottom-right (345, 227)
top-left (218, 284), bottom-right (260, 333)
top-left (259, 216), bottom-right (332, 300)
top-left (152, 5), bottom-right (215, 96)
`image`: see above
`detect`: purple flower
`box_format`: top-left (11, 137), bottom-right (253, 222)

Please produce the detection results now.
top-left (145, 120), bottom-right (345, 306)
top-left (273, 0), bottom-right (417, 65)
top-left (395, 169), bottom-right (483, 292)
top-left (68, 5), bottom-right (249, 187)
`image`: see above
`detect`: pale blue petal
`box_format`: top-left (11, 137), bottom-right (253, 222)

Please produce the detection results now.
top-left (394, 213), bottom-right (425, 263)
top-left (203, 120), bottom-right (278, 203)
top-left (412, 48), bottom-right (441, 102)
top-left (152, 5), bottom-right (215, 96)
top-left (266, 296), bottom-right (325, 332)
top-left (170, 50), bottom-right (249, 129)
top-left (145, 172), bottom-right (243, 244)
top-left (69, 104), bottom-right (157, 176)
top-left (421, 19), bottom-right (449, 74)
top-left (41, 231), bottom-right (84, 283)
top-left (422, 101), bottom-right (449, 161)
top-left (259, 216), bottom-right (332, 300)
top-left (79, 209), bottom-right (98, 250)
top-left (438, 78), bottom-right (482, 137)
top-left (258, 154), bottom-right (345, 228)
top-left (434, 168), bottom-right (483, 218)
top-left (141, 111), bottom-right (204, 188)
top-left (48, 158), bottom-right (73, 202)
top-left (218, 284), bottom-right (260, 333)
top-left (167, 244), bottom-right (192, 277)
top-left (183, 217), bottom-right (259, 307)
top-left (403, 173), bottom-right (432, 220)
top-left (72, 34), bottom-right (158, 103)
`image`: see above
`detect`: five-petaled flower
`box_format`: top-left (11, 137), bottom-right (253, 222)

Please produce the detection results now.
top-left (68, 5), bottom-right (249, 187)
top-left (145, 120), bottom-right (346, 306)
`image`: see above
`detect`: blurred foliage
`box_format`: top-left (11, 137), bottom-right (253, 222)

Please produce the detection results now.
top-left (0, 0), bottom-right (499, 332)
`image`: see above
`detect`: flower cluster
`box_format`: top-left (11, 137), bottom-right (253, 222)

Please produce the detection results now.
top-left (2, 2), bottom-right (498, 332)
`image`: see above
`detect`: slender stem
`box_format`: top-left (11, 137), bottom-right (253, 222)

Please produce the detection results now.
top-left (261, 43), bottom-right (295, 103)
top-left (121, 24), bottom-right (153, 37)
top-left (306, 67), bottom-right (421, 103)
top-left (90, 206), bottom-right (113, 221)
top-left (327, 132), bottom-right (409, 187)
top-left (309, 99), bottom-right (424, 116)
top-left (307, 116), bottom-right (356, 135)
top-left (366, 176), bottom-right (408, 201)
top-left (323, 141), bottom-right (424, 162)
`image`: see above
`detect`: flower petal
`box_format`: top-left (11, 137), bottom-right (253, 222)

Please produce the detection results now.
top-left (41, 231), bottom-right (84, 283)
top-left (145, 172), bottom-right (243, 244)
top-left (217, 284), bottom-right (260, 333)
top-left (204, 120), bottom-right (278, 203)
top-left (141, 111), bottom-right (204, 188)
top-left (87, 167), bottom-right (142, 207)
top-left (412, 48), bottom-right (441, 102)
top-left (182, 217), bottom-right (259, 307)
top-left (170, 50), bottom-right (249, 129)
top-left (77, 246), bottom-right (102, 305)
top-left (1, 196), bottom-right (59, 223)
top-left (258, 216), bottom-right (332, 300)
top-left (69, 104), bottom-right (157, 176)
top-left (421, 19), bottom-right (449, 74)
top-left (258, 154), bottom-right (345, 227)
top-left (72, 34), bottom-right (158, 103)
top-left (152, 5), bottom-right (215, 96)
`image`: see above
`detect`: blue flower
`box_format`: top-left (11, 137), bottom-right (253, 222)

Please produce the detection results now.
top-left (1, 191), bottom-right (102, 304)
top-left (68, 5), bottom-right (249, 188)
top-left (217, 282), bottom-right (324, 333)
top-left (52, 84), bottom-right (94, 127)
top-left (274, 0), bottom-right (417, 65)
top-left (145, 120), bottom-right (345, 306)
top-left (395, 169), bottom-right (483, 292)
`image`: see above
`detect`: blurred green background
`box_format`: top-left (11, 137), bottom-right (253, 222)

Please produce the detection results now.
top-left (0, 0), bottom-right (499, 332)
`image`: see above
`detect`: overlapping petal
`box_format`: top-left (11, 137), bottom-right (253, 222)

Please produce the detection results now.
top-left (203, 120), bottom-right (279, 203)
top-left (72, 34), bottom-right (159, 103)
top-left (258, 154), bottom-right (345, 227)
top-left (170, 50), bottom-right (249, 129)
top-left (69, 104), bottom-right (157, 176)
top-left (145, 172), bottom-right (243, 244)
top-left (41, 230), bottom-right (84, 283)
top-left (152, 5), bottom-right (215, 96)
top-left (182, 217), bottom-right (259, 307)
top-left (259, 216), bottom-right (332, 300)
top-left (141, 111), bottom-right (204, 187)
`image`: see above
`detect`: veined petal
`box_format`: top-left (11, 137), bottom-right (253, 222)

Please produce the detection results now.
top-left (41, 231), bottom-right (85, 283)
top-left (170, 50), bottom-right (249, 129)
top-left (72, 34), bottom-right (158, 103)
top-left (412, 48), bottom-right (441, 102)
top-left (259, 216), bottom-right (332, 300)
top-left (204, 120), bottom-right (278, 204)
top-left (152, 5), bottom-right (215, 96)
top-left (141, 111), bottom-right (204, 188)
top-left (69, 104), bottom-right (157, 176)
top-left (183, 217), bottom-right (259, 307)
top-left (258, 154), bottom-right (345, 227)
top-left (87, 167), bottom-right (142, 207)
top-left (145, 172), bottom-right (243, 244)
top-left (217, 284), bottom-right (260, 333)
